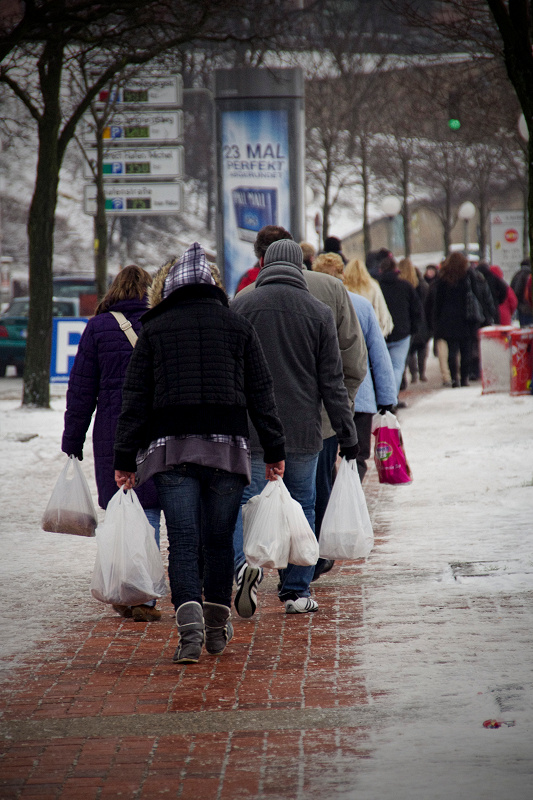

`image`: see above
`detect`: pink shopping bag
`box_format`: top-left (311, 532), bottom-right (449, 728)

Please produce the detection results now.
top-left (372, 411), bottom-right (412, 485)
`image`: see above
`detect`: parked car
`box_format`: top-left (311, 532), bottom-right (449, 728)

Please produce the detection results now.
top-left (0, 296), bottom-right (80, 376)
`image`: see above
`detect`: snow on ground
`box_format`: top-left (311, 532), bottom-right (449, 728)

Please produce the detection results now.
top-left (352, 382), bottom-right (533, 800)
top-left (0, 360), bottom-right (532, 798)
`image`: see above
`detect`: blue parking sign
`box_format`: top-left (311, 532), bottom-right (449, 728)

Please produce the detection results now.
top-left (50, 318), bottom-right (88, 383)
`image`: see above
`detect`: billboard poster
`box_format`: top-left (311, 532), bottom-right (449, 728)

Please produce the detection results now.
top-left (221, 109), bottom-right (290, 296)
top-left (490, 210), bottom-right (524, 282)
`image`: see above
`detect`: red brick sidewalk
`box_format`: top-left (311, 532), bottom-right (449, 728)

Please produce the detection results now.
top-left (0, 473), bottom-right (387, 800)
top-left (0, 359), bottom-right (444, 799)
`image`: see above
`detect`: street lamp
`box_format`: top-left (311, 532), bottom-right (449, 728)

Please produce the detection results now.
top-left (381, 195), bottom-right (401, 252)
top-left (458, 201), bottom-right (476, 256)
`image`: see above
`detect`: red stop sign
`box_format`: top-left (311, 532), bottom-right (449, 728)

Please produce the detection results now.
top-left (505, 228), bottom-right (519, 243)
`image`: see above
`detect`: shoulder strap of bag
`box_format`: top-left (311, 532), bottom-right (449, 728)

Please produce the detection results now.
top-left (110, 311), bottom-right (138, 348)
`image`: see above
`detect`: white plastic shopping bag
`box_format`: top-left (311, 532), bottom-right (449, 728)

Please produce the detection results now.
top-left (243, 477), bottom-right (319, 569)
top-left (41, 455), bottom-right (98, 537)
top-left (90, 488), bottom-right (167, 606)
top-left (278, 480), bottom-right (319, 566)
top-left (319, 457), bottom-right (374, 560)
top-left (243, 478), bottom-right (291, 569)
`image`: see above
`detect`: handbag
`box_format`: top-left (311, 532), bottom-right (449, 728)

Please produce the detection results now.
top-left (41, 455), bottom-right (98, 536)
top-left (372, 411), bottom-right (412, 484)
top-left (90, 488), bottom-right (167, 606)
top-left (318, 457), bottom-right (374, 560)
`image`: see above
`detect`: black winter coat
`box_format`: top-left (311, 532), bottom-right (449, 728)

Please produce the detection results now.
top-left (114, 283), bottom-right (286, 473)
top-left (378, 271), bottom-right (423, 343)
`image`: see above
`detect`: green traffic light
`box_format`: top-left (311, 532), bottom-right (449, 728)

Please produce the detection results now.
top-left (448, 118), bottom-right (461, 131)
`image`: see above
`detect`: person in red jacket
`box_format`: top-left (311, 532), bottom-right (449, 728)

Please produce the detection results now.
top-left (490, 265), bottom-right (518, 325)
top-left (234, 262), bottom-right (260, 295)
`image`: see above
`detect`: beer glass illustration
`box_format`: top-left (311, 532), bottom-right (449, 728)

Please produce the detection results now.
top-left (232, 187), bottom-right (277, 242)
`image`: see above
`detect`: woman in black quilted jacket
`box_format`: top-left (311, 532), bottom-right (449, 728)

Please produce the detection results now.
top-left (114, 242), bottom-right (285, 665)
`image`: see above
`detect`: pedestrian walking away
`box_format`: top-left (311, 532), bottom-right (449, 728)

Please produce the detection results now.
top-left (234, 227), bottom-right (367, 593)
top-left (510, 257), bottom-right (533, 326)
top-left (61, 265), bottom-right (163, 623)
top-left (232, 237), bottom-right (359, 617)
top-left (377, 255), bottom-right (423, 400)
top-left (114, 242), bottom-right (285, 664)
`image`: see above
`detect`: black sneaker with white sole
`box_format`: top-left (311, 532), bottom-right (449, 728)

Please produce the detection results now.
top-left (234, 563), bottom-right (263, 618)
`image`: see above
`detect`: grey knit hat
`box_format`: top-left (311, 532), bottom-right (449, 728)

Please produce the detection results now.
top-left (263, 239), bottom-right (303, 270)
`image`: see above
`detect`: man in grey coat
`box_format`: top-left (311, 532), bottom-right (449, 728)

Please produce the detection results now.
top-left (231, 239), bottom-right (359, 615)
top-left (234, 225), bottom-right (368, 591)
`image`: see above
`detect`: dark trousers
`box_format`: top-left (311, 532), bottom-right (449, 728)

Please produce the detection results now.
top-left (353, 411), bottom-right (373, 482)
top-left (446, 336), bottom-right (472, 384)
top-left (315, 435), bottom-right (339, 539)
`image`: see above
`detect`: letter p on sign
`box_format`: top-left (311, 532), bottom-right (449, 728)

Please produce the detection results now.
top-left (50, 318), bottom-right (88, 383)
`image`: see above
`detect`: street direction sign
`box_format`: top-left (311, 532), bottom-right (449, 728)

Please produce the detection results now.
top-left (96, 75), bottom-right (183, 107)
top-left (82, 111), bottom-right (183, 144)
top-left (82, 146), bottom-right (184, 180)
top-left (84, 182), bottom-right (183, 215)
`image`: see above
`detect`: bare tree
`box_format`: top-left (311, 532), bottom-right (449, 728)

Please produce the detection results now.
top-left (0, 0), bottom-right (305, 407)
top-left (391, 0), bottom-right (533, 260)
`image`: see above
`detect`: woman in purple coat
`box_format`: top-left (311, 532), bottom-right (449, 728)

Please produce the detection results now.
top-left (62, 266), bottom-right (162, 622)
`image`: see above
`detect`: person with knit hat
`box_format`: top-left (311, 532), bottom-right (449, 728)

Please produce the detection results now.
top-left (114, 242), bottom-right (285, 664)
top-left (231, 238), bottom-right (359, 615)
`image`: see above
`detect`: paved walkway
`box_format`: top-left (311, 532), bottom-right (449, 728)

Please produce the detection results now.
top-left (1, 358), bottom-right (531, 799)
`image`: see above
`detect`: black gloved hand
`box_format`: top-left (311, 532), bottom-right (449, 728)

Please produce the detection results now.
top-left (377, 405), bottom-right (394, 415)
top-left (68, 452), bottom-right (83, 462)
top-left (339, 443), bottom-right (360, 461)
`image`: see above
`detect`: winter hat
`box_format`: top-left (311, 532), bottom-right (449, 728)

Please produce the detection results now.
top-left (490, 265), bottom-right (504, 279)
top-left (163, 242), bottom-right (215, 298)
top-left (263, 239), bottom-right (304, 270)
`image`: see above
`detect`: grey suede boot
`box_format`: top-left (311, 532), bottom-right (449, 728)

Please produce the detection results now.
top-left (173, 601), bottom-right (205, 664)
top-left (203, 602), bottom-right (233, 656)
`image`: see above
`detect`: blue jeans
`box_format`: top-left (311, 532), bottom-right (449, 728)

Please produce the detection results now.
top-left (387, 336), bottom-right (411, 396)
top-left (234, 453), bottom-right (319, 600)
top-left (154, 464), bottom-right (245, 610)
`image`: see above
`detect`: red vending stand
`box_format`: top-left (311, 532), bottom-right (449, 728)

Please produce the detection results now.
top-left (510, 328), bottom-right (533, 396)
top-left (479, 326), bottom-right (513, 394)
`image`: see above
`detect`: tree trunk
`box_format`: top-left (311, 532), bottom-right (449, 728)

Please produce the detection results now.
top-left (402, 164), bottom-right (411, 258)
top-left (361, 140), bottom-right (372, 256)
top-left (322, 169), bottom-right (332, 245)
top-left (522, 184), bottom-right (529, 259)
top-left (443, 189), bottom-right (452, 257)
top-left (23, 48), bottom-right (63, 407)
top-left (94, 133), bottom-right (108, 300)
top-left (529, 128), bottom-right (533, 269)
top-left (478, 189), bottom-right (488, 261)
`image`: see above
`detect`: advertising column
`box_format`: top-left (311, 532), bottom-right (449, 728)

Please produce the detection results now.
top-left (215, 68), bottom-right (305, 296)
